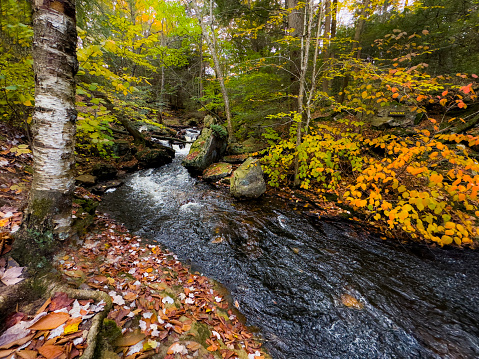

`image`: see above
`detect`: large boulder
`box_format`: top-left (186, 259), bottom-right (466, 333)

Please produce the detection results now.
top-left (370, 104), bottom-right (417, 128)
top-left (182, 116), bottom-right (228, 173)
top-left (135, 145), bottom-right (175, 169)
top-left (230, 157), bottom-right (266, 198)
top-left (202, 162), bottom-right (233, 182)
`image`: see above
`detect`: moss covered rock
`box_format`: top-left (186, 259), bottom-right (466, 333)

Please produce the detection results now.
top-left (230, 157), bottom-right (266, 198)
top-left (202, 162), bottom-right (233, 182)
top-left (182, 117), bottom-right (228, 173)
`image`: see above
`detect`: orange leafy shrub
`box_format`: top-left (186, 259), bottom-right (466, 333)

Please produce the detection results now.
top-left (262, 119), bottom-right (479, 247)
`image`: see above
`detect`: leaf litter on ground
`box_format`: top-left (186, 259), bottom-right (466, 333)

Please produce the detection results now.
top-left (56, 208), bottom-right (269, 359)
top-left (0, 291), bottom-right (106, 359)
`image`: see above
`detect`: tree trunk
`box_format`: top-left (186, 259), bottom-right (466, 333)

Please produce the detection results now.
top-left (293, 0), bottom-right (314, 187)
top-left (322, 0), bottom-right (331, 93)
top-left (287, 0), bottom-right (304, 112)
top-left (23, 0), bottom-right (78, 241)
top-left (190, 0), bottom-right (235, 143)
top-left (339, 0), bottom-right (370, 104)
top-left (199, 34), bottom-right (204, 98)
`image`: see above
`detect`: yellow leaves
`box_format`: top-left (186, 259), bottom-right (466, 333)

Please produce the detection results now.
top-left (439, 98), bottom-right (448, 106)
top-left (361, 91), bottom-right (368, 99)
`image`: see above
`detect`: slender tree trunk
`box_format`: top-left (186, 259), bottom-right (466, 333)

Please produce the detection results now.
top-left (190, 0), bottom-right (235, 143)
top-left (199, 34), bottom-right (204, 98)
top-left (339, 0), bottom-right (370, 104)
top-left (322, 0), bottom-right (331, 93)
top-left (287, 0), bottom-right (304, 112)
top-left (159, 30), bottom-right (166, 114)
top-left (293, 0), bottom-right (314, 187)
top-left (305, 1), bottom-right (324, 133)
top-left (24, 0), bottom-right (78, 240)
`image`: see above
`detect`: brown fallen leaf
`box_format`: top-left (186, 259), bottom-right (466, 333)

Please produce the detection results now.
top-left (341, 294), bottom-right (364, 310)
top-left (114, 330), bottom-right (145, 347)
top-left (49, 293), bottom-right (74, 312)
top-left (123, 292), bottom-right (137, 301)
top-left (0, 348), bottom-right (16, 358)
top-left (29, 312), bottom-right (70, 331)
top-left (16, 349), bottom-right (38, 359)
top-left (38, 344), bottom-right (63, 359)
top-left (186, 342), bottom-right (201, 351)
top-left (36, 298), bottom-right (52, 315)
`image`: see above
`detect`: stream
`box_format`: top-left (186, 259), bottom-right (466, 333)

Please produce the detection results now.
top-left (102, 134), bottom-right (479, 358)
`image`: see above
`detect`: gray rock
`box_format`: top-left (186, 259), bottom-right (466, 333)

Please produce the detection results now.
top-left (202, 162), bottom-right (233, 182)
top-left (230, 157), bottom-right (266, 198)
top-left (75, 174), bottom-right (96, 185)
top-left (182, 117), bottom-right (228, 173)
top-left (370, 105), bottom-right (416, 128)
top-left (135, 146), bottom-right (175, 169)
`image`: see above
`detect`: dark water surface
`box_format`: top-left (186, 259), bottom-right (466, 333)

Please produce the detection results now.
top-left (102, 149), bottom-right (479, 359)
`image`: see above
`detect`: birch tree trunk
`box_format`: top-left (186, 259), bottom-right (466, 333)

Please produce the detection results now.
top-left (23, 0), bottom-right (78, 241)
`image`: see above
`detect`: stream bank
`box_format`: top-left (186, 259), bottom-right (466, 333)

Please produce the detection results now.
top-left (103, 147), bottom-right (479, 359)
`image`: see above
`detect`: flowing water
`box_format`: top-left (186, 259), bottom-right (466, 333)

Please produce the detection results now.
top-left (102, 135), bottom-right (479, 358)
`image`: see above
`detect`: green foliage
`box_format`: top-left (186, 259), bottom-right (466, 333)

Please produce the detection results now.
top-left (0, 0), bottom-right (34, 125)
top-left (210, 124), bottom-right (228, 139)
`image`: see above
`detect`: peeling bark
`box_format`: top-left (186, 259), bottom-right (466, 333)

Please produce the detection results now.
top-left (24, 0), bottom-right (78, 240)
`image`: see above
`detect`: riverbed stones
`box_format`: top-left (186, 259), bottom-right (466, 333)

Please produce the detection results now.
top-left (182, 116), bottom-right (228, 173)
top-left (202, 162), bottom-right (233, 182)
top-left (135, 146), bottom-right (175, 169)
top-left (230, 157), bottom-right (266, 198)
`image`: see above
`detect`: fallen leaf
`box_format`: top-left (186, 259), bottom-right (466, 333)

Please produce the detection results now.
top-left (49, 293), bottom-right (74, 311)
top-left (0, 349), bottom-right (16, 358)
top-left (187, 342), bottom-right (201, 351)
top-left (64, 317), bottom-right (82, 335)
top-left (16, 349), bottom-right (38, 359)
top-left (28, 312), bottom-right (70, 331)
top-left (167, 343), bottom-right (187, 355)
top-left (36, 298), bottom-right (51, 315)
top-left (114, 330), bottom-right (145, 347)
top-left (341, 294), bottom-right (364, 310)
top-left (123, 292), bottom-right (137, 301)
top-left (0, 266), bottom-right (24, 286)
top-left (38, 344), bottom-right (64, 359)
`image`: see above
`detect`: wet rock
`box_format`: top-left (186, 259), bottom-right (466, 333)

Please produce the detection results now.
top-left (202, 162), bottom-right (233, 182)
top-left (135, 146), bottom-right (175, 169)
top-left (91, 180), bottom-right (123, 194)
top-left (370, 105), bottom-right (417, 128)
top-left (182, 116), bottom-right (228, 173)
top-left (222, 154), bottom-right (249, 164)
top-left (75, 174), bottom-right (96, 186)
top-left (92, 163), bottom-right (118, 181)
top-left (230, 157), bottom-right (266, 198)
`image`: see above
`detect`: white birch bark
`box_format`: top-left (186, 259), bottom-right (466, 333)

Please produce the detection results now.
top-left (25, 0), bottom-right (78, 240)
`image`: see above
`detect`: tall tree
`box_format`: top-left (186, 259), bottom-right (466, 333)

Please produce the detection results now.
top-left (190, 0), bottom-right (235, 143)
top-left (23, 0), bottom-right (78, 242)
